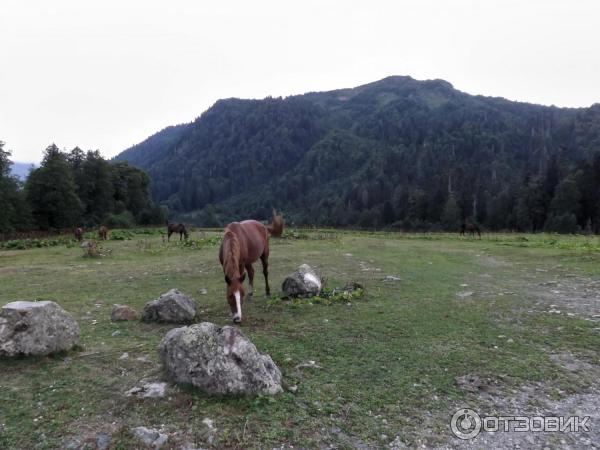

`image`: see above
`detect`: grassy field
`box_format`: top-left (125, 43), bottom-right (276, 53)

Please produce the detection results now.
top-left (1, 229), bottom-right (599, 449)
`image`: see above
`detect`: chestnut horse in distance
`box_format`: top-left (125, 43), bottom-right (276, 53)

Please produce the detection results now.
top-left (166, 221), bottom-right (189, 241)
top-left (219, 212), bottom-right (284, 323)
top-left (98, 226), bottom-right (108, 240)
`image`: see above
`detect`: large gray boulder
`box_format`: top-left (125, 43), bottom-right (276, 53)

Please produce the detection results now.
top-left (0, 301), bottom-right (80, 357)
top-left (158, 322), bottom-right (282, 395)
top-left (141, 289), bottom-right (197, 323)
top-left (282, 264), bottom-right (322, 297)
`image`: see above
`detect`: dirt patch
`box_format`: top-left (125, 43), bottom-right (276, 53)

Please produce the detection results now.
top-left (531, 276), bottom-right (600, 322)
top-left (432, 352), bottom-right (600, 449)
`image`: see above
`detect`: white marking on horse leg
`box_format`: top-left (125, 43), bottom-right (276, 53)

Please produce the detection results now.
top-left (233, 291), bottom-right (242, 322)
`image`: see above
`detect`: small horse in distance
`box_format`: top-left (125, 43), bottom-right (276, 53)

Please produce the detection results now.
top-left (98, 226), bottom-right (108, 240)
top-left (460, 222), bottom-right (481, 239)
top-left (74, 227), bottom-right (83, 241)
top-left (166, 221), bottom-right (189, 241)
top-left (219, 212), bottom-right (284, 323)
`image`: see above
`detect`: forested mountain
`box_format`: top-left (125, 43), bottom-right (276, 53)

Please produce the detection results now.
top-left (114, 76), bottom-right (600, 232)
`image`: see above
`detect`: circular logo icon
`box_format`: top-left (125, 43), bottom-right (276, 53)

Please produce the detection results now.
top-left (451, 408), bottom-right (482, 440)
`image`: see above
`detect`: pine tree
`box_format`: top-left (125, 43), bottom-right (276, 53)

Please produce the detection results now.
top-left (26, 144), bottom-right (83, 229)
top-left (0, 141), bottom-right (32, 232)
top-left (79, 150), bottom-right (114, 224)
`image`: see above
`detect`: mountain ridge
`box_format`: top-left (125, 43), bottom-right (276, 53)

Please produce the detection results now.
top-left (113, 75), bottom-right (600, 231)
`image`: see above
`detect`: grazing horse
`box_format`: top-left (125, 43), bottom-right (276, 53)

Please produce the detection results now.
top-left (460, 222), bottom-right (481, 239)
top-left (98, 226), bottom-right (108, 240)
top-left (166, 221), bottom-right (188, 241)
top-left (74, 227), bottom-right (83, 241)
top-left (219, 212), bottom-right (284, 323)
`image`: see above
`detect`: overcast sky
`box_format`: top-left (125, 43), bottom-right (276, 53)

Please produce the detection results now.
top-left (1, 0), bottom-right (599, 163)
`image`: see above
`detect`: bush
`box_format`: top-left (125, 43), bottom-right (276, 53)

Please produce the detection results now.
top-left (109, 230), bottom-right (135, 240)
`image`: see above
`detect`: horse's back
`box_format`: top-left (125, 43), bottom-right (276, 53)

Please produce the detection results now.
top-left (226, 221), bottom-right (267, 262)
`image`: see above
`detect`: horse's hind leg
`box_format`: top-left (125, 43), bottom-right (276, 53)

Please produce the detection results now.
top-left (245, 263), bottom-right (255, 298)
top-left (260, 254), bottom-right (270, 297)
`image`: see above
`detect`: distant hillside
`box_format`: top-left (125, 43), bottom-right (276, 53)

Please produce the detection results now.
top-left (114, 76), bottom-right (600, 232)
top-left (10, 162), bottom-right (35, 180)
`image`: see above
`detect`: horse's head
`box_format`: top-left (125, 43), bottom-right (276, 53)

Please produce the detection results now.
top-left (225, 272), bottom-right (246, 323)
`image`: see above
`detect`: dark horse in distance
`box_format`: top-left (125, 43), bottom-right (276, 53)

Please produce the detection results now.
top-left (219, 212), bottom-right (284, 323)
top-left (166, 221), bottom-right (188, 241)
top-left (74, 227), bottom-right (83, 241)
top-left (460, 222), bottom-right (481, 238)
top-left (98, 226), bottom-right (108, 240)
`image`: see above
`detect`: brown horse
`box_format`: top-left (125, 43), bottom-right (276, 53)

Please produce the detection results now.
top-left (74, 227), bottom-right (83, 241)
top-left (460, 222), bottom-right (481, 238)
top-left (98, 226), bottom-right (108, 240)
top-left (166, 222), bottom-right (188, 241)
top-left (219, 212), bottom-right (283, 323)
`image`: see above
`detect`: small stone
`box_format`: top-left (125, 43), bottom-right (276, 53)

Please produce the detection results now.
top-left (111, 304), bottom-right (138, 321)
top-left (96, 433), bottom-right (111, 450)
top-left (126, 381), bottom-right (167, 398)
top-left (141, 289), bottom-right (197, 323)
top-left (295, 360), bottom-right (322, 370)
top-left (132, 426), bottom-right (168, 449)
top-left (456, 291), bottom-right (474, 299)
top-left (111, 330), bottom-right (121, 337)
top-left (383, 275), bottom-right (401, 282)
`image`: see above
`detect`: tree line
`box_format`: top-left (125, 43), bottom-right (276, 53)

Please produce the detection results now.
top-left (0, 142), bottom-right (164, 233)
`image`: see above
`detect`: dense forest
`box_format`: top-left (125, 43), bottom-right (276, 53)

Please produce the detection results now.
top-left (115, 76), bottom-right (600, 233)
top-left (0, 142), bottom-right (163, 233)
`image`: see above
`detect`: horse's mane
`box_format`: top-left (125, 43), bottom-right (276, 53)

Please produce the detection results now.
top-left (222, 229), bottom-right (240, 278)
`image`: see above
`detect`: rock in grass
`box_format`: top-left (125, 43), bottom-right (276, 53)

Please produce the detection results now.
top-left (0, 301), bottom-right (80, 357)
top-left (141, 289), bottom-right (197, 323)
top-left (158, 322), bottom-right (282, 395)
top-left (111, 304), bottom-right (138, 321)
top-left (126, 380), bottom-right (167, 398)
top-left (131, 426), bottom-right (168, 449)
top-left (281, 264), bottom-right (322, 298)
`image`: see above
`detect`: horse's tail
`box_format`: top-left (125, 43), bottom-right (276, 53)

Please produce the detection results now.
top-left (266, 211), bottom-right (284, 237)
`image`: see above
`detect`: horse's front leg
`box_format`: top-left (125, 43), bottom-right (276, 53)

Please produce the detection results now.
top-left (245, 264), bottom-right (255, 299)
top-left (260, 255), bottom-right (270, 297)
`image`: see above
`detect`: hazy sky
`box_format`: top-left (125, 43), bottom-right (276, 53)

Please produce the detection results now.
top-left (1, 0), bottom-right (599, 163)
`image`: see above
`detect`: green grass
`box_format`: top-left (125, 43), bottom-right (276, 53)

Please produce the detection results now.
top-left (0, 230), bottom-right (599, 449)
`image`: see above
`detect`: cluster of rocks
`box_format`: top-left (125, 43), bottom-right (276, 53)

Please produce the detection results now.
top-left (1, 288), bottom-right (284, 398)
top-left (0, 288), bottom-right (199, 357)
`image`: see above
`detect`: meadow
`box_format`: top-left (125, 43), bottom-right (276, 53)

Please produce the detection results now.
top-left (0, 229), bottom-right (599, 449)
